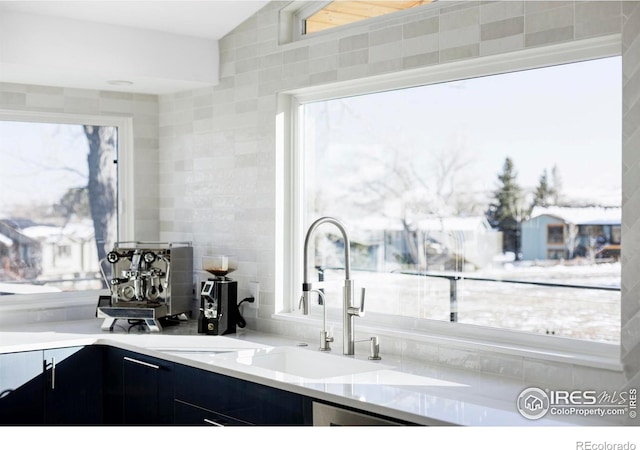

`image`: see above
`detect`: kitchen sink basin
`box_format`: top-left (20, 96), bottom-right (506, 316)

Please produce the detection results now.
top-left (162, 350), bottom-right (237, 364)
top-left (212, 346), bottom-right (391, 379)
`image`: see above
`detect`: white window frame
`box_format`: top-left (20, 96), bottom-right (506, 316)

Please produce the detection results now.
top-left (279, 1), bottom-right (327, 44)
top-left (293, 1), bottom-right (329, 37)
top-left (0, 109), bottom-right (134, 304)
top-left (276, 35), bottom-right (623, 369)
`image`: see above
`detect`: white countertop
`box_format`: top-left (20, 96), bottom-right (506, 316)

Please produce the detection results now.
top-left (0, 318), bottom-right (624, 427)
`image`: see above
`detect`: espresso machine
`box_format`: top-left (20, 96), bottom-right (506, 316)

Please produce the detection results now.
top-left (198, 255), bottom-right (239, 335)
top-left (97, 242), bottom-right (193, 332)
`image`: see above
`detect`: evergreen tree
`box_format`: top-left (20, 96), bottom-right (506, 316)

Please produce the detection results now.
top-left (532, 169), bottom-right (552, 209)
top-left (486, 157), bottom-right (523, 255)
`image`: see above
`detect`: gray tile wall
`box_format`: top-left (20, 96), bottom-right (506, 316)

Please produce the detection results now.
top-left (0, 83), bottom-right (160, 240)
top-left (157, 1), bottom-right (632, 388)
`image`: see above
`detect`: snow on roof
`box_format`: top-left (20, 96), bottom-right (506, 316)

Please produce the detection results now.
top-left (529, 206), bottom-right (621, 225)
top-left (418, 216), bottom-right (492, 231)
top-left (21, 225), bottom-right (60, 239)
top-left (0, 233), bottom-right (12, 247)
top-left (22, 220), bottom-right (95, 242)
top-left (352, 215), bottom-right (491, 232)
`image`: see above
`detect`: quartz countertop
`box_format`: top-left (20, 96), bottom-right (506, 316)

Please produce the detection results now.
top-left (0, 318), bottom-right (624, 427)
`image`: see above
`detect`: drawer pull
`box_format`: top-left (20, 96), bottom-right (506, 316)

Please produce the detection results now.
top-left (51, 357), bottom-right (56, 390)
top-left (203, 418), bottom-right (225, 427)
top-left (124, 356), bottom-right (160, 370)
top-left (44, 357), bottom-right (56, 390)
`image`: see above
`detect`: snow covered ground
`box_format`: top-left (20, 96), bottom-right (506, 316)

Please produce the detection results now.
top-left (317, 261), bottom-right (621, 344)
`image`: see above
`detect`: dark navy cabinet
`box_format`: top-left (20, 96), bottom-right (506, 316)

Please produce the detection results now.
top-left (43, 346), bottom-right (102, 424)
top-left (0, 346), bottom-right (102, 425)
top-left (0, 350), bottom-right (44, 424)
top-left (102, 346), bottom-right (174, 425)
top-left (173, 363), bottom-right (312, 426)
top-left (1, 345), bottom-right (336, 426)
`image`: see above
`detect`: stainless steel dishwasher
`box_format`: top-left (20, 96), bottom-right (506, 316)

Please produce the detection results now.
top-left (312, 401), bottom-right (401, 426)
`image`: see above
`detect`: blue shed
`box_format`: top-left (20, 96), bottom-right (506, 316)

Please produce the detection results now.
top-left (520, 206), bottom-right (621, 261)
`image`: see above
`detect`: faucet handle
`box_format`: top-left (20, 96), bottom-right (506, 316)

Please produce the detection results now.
top-left (348, 287), bottom-right (365, 317)
top-left (299, 291), bottom-right (310, 315)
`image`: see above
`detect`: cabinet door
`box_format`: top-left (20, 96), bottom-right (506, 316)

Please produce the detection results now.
top-left (102, 346), bottom-right (124, 424)
top-left (0, 350), bottom-right (44, 424)
top-left (102, 348), bottom-right (174, 425)
top-left (43, 346), bottom-right (102, 424)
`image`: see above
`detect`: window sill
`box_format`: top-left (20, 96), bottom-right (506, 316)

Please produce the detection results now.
top-left (0, 291), bottom-right (105, 325)
top-left (271, 311), bottom-right (623, 373)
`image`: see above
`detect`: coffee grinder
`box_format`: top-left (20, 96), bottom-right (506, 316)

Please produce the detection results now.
top-left (198, 255), bottom-right (239, 335)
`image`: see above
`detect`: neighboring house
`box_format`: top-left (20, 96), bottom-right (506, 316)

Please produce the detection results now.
top-left (418, 216), bottom-right (502, 270)
top-left (0, 219), bottom-right (41, 280)
top-left (0, 218), bottom-right (100, 289)
top-left (349, 215), bottom-right (502, 272)
top-left (521, 206), bottom-right (621, 261)
top-left (22, 220), bottom-right (99, 283)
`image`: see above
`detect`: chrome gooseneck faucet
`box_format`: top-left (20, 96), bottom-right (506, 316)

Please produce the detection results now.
top-left (300, 217), bottom-right (365, 355)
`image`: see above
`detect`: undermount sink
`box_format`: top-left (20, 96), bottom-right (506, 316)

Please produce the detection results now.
top-left (212, 346), bottom-right (391, 379)
top-left (161, 350), bottom-right (237, 364)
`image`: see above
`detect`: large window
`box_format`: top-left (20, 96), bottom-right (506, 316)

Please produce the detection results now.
top-left (294, 54), bottom-right (621, 344)
top-left (0, 119), bottom-right (118, 294)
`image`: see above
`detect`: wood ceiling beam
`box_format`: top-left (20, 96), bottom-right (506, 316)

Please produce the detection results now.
top-left (305, 1), bottom-right (432, 34)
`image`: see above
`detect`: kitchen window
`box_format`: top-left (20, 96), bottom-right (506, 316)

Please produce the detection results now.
top-left (283, 38), bottom-right (621, 346)
top-left (0, 112), bottom-right (131, 297)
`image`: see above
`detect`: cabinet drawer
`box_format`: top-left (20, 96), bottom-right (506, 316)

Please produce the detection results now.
top-left (174, 363), bottom-right (311, 425)
top-left (174, 399), bottom-right (250, 426)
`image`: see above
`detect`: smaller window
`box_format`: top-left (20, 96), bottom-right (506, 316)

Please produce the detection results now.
top-left (611, 226), bottom-right (621, 244)
top-left (547, 225), bottom-right (564, 245)
top-left (301, 1), bottom-right (434, 36)
top-left (57, 245), bottom-right (72, 258)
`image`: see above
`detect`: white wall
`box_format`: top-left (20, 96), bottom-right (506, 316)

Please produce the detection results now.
top-left (0, 10), bottom-right (219, 94)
